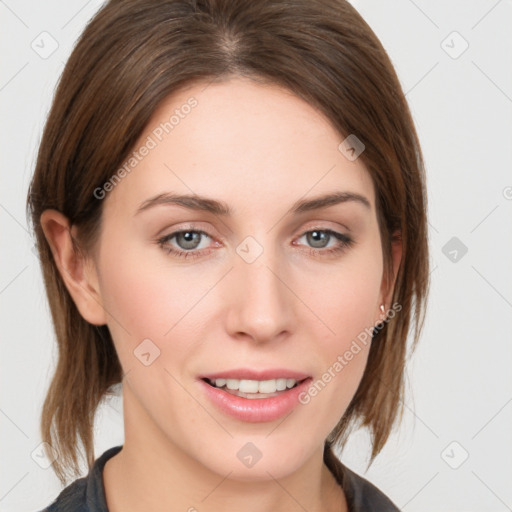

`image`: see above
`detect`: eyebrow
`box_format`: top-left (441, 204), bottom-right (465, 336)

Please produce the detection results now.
top-left (135, 190), bottom-right (371, 217)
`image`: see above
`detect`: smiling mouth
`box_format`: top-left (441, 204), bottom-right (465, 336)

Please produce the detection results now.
top-left (202, 377), bottom-right (306, 399)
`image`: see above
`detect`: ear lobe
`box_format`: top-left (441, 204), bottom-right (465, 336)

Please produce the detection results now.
top-left (40, 209), bottom-right (107, 326)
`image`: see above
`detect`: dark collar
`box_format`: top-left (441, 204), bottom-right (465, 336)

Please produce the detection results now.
top-left (323, 443), bottom-right (401, 511)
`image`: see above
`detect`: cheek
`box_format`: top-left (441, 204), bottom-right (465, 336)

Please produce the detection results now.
top-left (297, 248), bottom-right (382, 419)
top-left (96, 239), bottom-right (217, 370)
top-left (307, 247), bottom-right (383, 347)
top-left (97, 250), bottom-right (213, 435)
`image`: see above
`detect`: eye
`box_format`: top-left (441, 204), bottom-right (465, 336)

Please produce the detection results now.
top-left (294, 228), bottom-right (354, 256)
top-left (157, 229), bottom-right (214, 259)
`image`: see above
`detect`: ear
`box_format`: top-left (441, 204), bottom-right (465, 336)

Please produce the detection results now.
top-left (376, 230), bottom-right (402, 324)
top-left (40, 209), bottom-right (107, 326)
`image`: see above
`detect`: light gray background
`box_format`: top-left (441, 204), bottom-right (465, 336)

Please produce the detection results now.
top-left (1, 1), bottom-right (511, 511)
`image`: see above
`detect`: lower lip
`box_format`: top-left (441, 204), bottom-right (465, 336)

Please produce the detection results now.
top-left (198, 378), bottom-right (312, 422)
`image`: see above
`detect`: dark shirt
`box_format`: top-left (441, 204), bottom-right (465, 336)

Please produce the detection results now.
top-left (40, 444), bottom-right (401, 511)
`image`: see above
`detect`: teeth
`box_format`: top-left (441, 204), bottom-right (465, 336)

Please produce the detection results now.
top-left (276, 378), bottom-right (287, 391)
top-left (212, 378), bottom-right (299, 393)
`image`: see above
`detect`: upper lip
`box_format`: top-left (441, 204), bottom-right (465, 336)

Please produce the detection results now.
top-left (200, 368), bottom-right (311, 381)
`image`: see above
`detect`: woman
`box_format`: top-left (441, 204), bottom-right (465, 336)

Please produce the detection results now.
top-left (28, 0), bottom-right (429, 510)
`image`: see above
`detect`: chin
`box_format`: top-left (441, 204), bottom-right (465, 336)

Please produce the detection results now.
top-left (187, 435), bottom-right (312, 482)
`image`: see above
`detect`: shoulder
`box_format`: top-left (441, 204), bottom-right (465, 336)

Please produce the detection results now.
top-left (38, 445), bottom-right (123, 512)
top-left (324, 444), bottom-right (401, 512)
top-left (340, 462), bottom-right (402, 511)
top-left (38, 476), bottom-right (88, 512)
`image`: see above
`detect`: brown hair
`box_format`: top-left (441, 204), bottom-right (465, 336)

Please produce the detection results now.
top-left (27, 0), bottom-right (429, 484)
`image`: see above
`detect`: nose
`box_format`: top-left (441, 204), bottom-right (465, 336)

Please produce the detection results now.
top-left (224, 245), bottom-right (296, 345)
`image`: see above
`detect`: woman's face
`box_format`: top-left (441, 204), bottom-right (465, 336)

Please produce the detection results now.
top-left (88, 77), bottom-right (391, 479)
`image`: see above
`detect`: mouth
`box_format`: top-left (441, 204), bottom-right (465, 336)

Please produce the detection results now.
top-left (201, 376), bottom-right (307, 399)
top-left (198, 373), bottom-right (313, 422)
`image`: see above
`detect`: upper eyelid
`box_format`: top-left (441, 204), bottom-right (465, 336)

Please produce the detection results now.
top-left (162, 225), bottom-right (347, 236)
top-left (161, 218), bottom-right (351, 236)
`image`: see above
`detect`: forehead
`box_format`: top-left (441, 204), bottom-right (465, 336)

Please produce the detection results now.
top-left (101, 77), bottom-right (375, 219)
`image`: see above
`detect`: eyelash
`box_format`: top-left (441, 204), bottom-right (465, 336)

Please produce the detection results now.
top-left (156, 227), bottom-right (354, 260)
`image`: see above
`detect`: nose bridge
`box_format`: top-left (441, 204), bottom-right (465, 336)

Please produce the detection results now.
top-left (225, 234), bottom-right (294, 342)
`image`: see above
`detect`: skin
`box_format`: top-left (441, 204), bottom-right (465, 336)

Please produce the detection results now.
top-left (41, 76), bottom-right (401, 512)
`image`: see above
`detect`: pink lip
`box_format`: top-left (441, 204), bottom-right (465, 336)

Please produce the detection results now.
top-left (200, 368), bottom-right (311, 381)
top-left (198, 376), bottom-right (313, 423)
